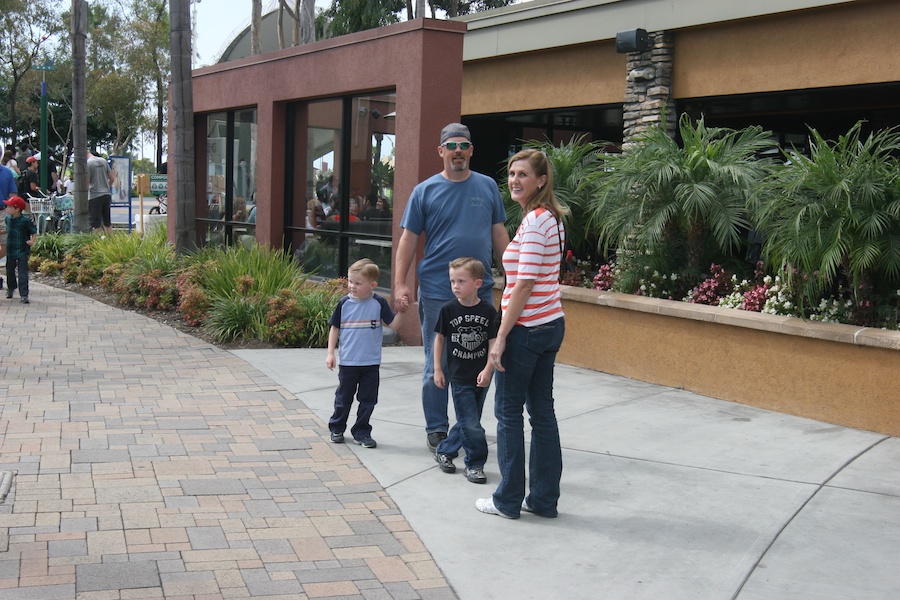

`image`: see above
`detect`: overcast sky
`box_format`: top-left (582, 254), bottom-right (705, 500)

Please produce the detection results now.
top-left (192, 0), bottom-right (330, 67)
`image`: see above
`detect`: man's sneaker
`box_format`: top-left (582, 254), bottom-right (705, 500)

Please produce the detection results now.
top-left (465, 467), bottom-right (487, 484)
top-left (354, 437), bottom-right (377, 448)
top-left (521, 498), bottom-right (534, 513)
top-left (330, 431), bottom-right (344, 443)
top-left (5, 291), bottom-right (12, 299)
top-left (434, 451), bottom-right (456, 473)
top-left (475, 497), bottom-right (515, 519)
top-left (20, 297), bottom-right (29, 304)
top-left (0, 277), bottom-right (3, 289)
top-left (426, 431), bottom-right (447, 452)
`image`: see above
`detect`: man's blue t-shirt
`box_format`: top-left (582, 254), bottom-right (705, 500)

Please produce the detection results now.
top-left (400, 172), bottom-right (505, 302)
top-left (0, 165), bottom-right (16, 198)
top-left (328, 293), bottom-right (395, 366)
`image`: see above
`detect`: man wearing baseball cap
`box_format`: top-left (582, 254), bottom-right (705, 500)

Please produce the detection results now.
top-left (4, 196), bottom-right (37, 303)
top-left (394, 122), bottom-right (509, 452)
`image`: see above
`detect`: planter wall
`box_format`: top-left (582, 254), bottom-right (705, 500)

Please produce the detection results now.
top-left (558, 287), bottom-right (900, 437)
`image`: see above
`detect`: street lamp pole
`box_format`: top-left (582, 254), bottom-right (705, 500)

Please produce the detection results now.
top-left (34, 59), bottom-right (57, 191)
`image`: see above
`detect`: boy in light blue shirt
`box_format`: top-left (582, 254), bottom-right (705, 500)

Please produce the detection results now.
top-left (326, 259), bottom-right (405, 448)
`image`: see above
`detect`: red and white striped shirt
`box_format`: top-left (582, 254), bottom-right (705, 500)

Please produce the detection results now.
top-left (501, 208), bottom-right (565, 327)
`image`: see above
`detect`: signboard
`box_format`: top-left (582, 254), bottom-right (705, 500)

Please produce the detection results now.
top-left (110, 155), bottom-right (133, 232)
top-left (150, 174), bottom-right (168, 196)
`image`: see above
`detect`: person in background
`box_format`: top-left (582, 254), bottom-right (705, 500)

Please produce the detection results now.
top-left (2, 148), bottom-right (19, 176)
top-left (4, 196), bottom-right (37, 304)
top-left (393, 122), bottom-right (508, 453)
top-left (0, 162), bottom-right (18, 289)
top-left (476, 148), bottom-right (568, 520)
top-left (87, 148), bottom-right (114, 234)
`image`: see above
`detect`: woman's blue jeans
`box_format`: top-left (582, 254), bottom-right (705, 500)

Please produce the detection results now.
top-left (492, 318), bottom-right (565, 518)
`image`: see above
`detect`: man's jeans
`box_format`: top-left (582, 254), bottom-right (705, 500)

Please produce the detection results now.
top-left (419, 289), bottom-right (494, 434)
top-left (492, 318), bottom-right (565, 518)
top-left (436, 382), bottom-right (488, 469)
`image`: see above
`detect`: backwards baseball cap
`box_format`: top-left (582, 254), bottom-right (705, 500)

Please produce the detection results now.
top-left (440, 122), bottom-right (471, 144)
top-left (4, 196), bottom-right (27, 210)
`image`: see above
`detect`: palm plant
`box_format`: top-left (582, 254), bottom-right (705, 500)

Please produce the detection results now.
top-left (501, 135), bottom-right (610, 261)
top-left (752, 122), bottom-right (900, 313)
top-left (592, 114), bottom-right (775, 291)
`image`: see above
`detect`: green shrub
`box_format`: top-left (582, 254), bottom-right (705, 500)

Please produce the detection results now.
top-left (203, 296), bottom-right (267, 342)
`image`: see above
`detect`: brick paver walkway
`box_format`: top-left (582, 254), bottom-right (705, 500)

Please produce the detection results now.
top-left (0, 282), bottom-right (455, 600)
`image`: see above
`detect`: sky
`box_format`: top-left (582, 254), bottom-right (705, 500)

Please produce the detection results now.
top-left (191, 0), bottom-right (330, 67)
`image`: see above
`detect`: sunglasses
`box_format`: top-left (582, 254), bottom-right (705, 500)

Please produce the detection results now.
top-left (441, 141), bottom-right (472, 150)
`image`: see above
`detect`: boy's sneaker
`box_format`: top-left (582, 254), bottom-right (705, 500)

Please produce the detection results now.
top-left (20, 297), bottom-right (29, 304)
top-left (426, 431), bottom-right (447, 452)
top-left (434, 451), bottom-right (456, 473)
top-left (354, 437), bottom-right (377, 449)
top-left (330, 431), bottom-right (344, 443)
top-left (465, 467), bottom-right (487, 484)
top-left (5, 291), bottom-right (12, 299)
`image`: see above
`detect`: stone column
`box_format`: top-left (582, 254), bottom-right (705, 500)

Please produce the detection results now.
top-left (622, 31), bottom-right (675, 145)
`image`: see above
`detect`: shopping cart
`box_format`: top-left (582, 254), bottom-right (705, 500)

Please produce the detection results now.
top-left (28, 196), bottom-right (55, 234)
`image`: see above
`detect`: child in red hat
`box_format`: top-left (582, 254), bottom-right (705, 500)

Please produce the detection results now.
top-left (4, 196), bottom-right (36, 303)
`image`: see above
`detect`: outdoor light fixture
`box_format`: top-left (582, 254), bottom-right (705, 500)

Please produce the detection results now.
top-left (615, 28), bottom-right (649, 53)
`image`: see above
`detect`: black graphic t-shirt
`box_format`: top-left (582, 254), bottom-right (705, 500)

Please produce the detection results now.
top-left (435, 299), bottom-right (498, 384)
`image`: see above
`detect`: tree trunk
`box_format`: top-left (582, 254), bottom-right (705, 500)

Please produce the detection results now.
top-left (170, 0), bottom-right (196, 253)
top-left (300, 0), bottom-right (314, 43)
top-left (71, 0), bottom-right (90, 233)
top-left (277, 4), bottom-right (285, 49)
top-left (251, 0), bottom-right (262, 55)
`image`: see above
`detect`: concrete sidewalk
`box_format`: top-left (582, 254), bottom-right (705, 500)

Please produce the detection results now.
top-left (235, 349), bottom-right (900, 600)
top-left (1, 282), bottom-right (898, 599)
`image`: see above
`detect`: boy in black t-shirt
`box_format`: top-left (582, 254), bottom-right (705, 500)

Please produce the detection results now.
top-left (433, 257), bottom-right (498, 484)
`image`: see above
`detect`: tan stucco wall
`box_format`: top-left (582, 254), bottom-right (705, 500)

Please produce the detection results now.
top-left (461, 1), bottom-right (900, 113)
top-left (674, 1), bottom-right (900, 98)
top-left (462, 42), bottom-right (625, 115)
top-left (558, 288), bottom-right (900, 437)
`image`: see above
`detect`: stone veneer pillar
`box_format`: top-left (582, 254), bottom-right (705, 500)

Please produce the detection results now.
top-left (622, 31), bottom-right (676, 145)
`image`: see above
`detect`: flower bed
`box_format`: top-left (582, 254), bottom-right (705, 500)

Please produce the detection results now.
top-left (557, 286), bottom-right (900, 437)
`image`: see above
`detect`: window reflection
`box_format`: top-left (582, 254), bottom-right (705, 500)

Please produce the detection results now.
top-left (202, 109), bottom-right (257, 248)
top-left (291, 92), bottom-right (396, 288)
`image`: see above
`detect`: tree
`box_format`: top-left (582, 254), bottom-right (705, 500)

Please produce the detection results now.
top-left (251, 0), bottom-right (262, 55)
top-left (128, 0), bottom-right (170, 170)
top-left (593, 114), bottom-right (774, 290)
top-left (0, 0), bottom-right (64, 145)
top-left (170, 0), bottom-right (196, 253)
top-left (319, 0), bottom-right (403, 38)
top-left (72, 0), bottom-right (90, 233)
top-left (752, 122), bottom-right (900, 312)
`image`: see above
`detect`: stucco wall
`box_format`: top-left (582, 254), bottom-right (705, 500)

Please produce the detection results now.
top-left (674, 1), bottom-right (900, 98)
top-left (460, 0), bottom-right (900, 114)
top-left (462, 42), bottom-right (624, 115)
top-left (558, 288), bottom-right (900, 437)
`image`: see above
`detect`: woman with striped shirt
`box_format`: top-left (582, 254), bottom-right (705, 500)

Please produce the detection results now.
top-left (476, 148), bottom-right (568, 519)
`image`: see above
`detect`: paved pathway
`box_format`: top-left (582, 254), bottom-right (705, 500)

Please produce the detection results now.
top-left (2, 282), bottom-right (899, 599)
top-left (0, 283), bottom-right (454, 599)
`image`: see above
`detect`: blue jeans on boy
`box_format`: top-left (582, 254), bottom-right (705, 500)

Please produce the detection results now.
top-left (329, 365), bottom-right (379, 440)
top-left (419, 288), bottom-right (495, 436)
top-left (436, 382), bottom-right (488, 469)
top-left (6, 255), bottom-right (29, 299)
top-left (492, 318), bottom-right (565, 518)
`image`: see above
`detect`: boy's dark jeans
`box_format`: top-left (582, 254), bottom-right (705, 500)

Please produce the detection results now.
top-left (6, 255), bottom-right (29, 298)
top-left (436, 382), bottom-right (488, 469)
top-left (329, 365), bottom-right (380, 440)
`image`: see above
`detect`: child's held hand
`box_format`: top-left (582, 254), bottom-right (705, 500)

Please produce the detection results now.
top-left (433, 369), bottom-right (446, 389)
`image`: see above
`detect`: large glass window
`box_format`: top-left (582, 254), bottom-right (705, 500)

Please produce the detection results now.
top-left (287, 92), bottom-right (396, 287)
top-left (199, 108), bottom-right (258, 248)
